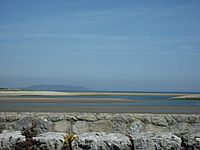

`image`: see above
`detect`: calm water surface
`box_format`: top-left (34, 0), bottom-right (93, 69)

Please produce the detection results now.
top-left (1, 95), bottom-right (200, 107)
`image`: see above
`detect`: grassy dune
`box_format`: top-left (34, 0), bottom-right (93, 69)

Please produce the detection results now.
top-left (172, 94), bottom-right (200, 100)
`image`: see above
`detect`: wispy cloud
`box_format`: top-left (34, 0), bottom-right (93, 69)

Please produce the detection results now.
top-left (1, 1), bottom-right (200, 56)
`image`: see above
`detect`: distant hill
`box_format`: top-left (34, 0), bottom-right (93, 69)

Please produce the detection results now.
top-left (0, 88), bottom-right (20, 91)
top-left (22, 84), bottom-right (91, 92)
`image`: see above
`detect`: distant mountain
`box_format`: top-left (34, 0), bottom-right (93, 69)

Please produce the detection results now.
top-left (22, 84), bottom-right (91, 92)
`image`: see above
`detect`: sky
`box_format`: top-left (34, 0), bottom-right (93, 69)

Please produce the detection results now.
top-left (0, 0), bottom-right (200, 92)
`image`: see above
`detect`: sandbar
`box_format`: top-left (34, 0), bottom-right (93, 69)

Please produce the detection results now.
top-left (173, 94), bottom-right (200, 100)
top-left (0, 90), bottom-right (187, 96)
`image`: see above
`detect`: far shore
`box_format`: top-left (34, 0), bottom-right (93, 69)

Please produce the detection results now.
top-left (0, 90), bottom-right (196, 96)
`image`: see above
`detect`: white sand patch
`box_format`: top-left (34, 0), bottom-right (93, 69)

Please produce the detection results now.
top-left (173, 94), bottom-right (200, 99)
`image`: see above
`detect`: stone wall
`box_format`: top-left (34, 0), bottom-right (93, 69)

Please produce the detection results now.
top-left (0, 112), bottom-right (200, 134)
top-left (0, 112), bottom-right (200, 149)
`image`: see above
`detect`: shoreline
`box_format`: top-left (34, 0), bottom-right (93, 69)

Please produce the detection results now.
top-left (0, 97), bottom-right (137, 103)
top-left (0, 106), bottom-right (200, 114)
top-left (0, 90), bottom-right (192, 96)
top-left (1, 95), bottom-right (199, 113)
top-left (0, 91), bottom-right (199, 113)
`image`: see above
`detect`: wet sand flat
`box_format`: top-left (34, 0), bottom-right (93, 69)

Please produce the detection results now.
top-left (0, 91), bottom-right (199, 113)
top-left (0, 105), bottom-right (199, 113)
top-left (0, 97), bottom-right (135, 103)
top-left (0, 96), bottom-right (199, 113)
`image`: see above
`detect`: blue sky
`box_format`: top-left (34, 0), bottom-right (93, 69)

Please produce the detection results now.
top-left (0, 0), bottom-right (200, 91)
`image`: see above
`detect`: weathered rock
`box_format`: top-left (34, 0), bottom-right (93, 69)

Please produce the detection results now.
top-left (112, 116), bottom-right (128, 123)
top-left (0, 131), bottom-right (64, 150)
top-left (132, 132), bottom-right (182, 150)
top-left (47, 114), bottom-right (64, 122)
top-left (6, 115), bottom-right (20, 122)
top-left (181, 133), bottom-right (200, 150)
top-left (0, 123), bottom-right (5, 133)
top-left (164, 114), bottom-right (177, 125)
top-left (134, 114), bottom-right (152, 124)
top-left (77, 114), bottom-right (97, 121)
top-left (187, 115), bottom-right (199, 123)
top-left (32, 117), bottom-right (49, 133)
top-left (151, 115), bottom-right (168, 126)
top-left (112, 120), bottom-right (127, 133)
top-left (143, 124), bottom-right (169, 133)
top-left (169, 122), bottom-right (191, 136)
top-left (1, 123), bottom-right (14, 131)
top-left (189, 123), bottom-right (200, 135)
top-left (153, 133), bottom-right (182, 150)
top-left (73, 121), bottom-right (90, 133)
top-left (65, 115), bottom-right (78, 121)
top-left (90, 120), bottom-right (112, 132)
top-left (172, 115), bottom-right (188, 122)
top-left (53, 120), bottom-right (71, 132)
top-left (0, 115), bottom-right (6, 122)
top-left (123, 116), bottom-right (135, 123)
top-left (95, 113), bottom-right (113, 120)
top-left (0, 131), bottom-right (25, 150)
top-left (127, 120), bottom-right (144, 134)
top-left (34, 132), bottom-right (64, 150)
top-left (112, 116), bottom-right (129, 134)
top-left (132, 133), bottom-right (155, 150)
top-left (14, 117), bottom-right (32, 130)
top-left (190, 136), bottom-right (200, 150)
top-left (72, 132), bottom-right (132, 150)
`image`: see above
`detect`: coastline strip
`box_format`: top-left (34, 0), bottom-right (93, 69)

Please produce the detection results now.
top-left (0, 105), bottom-right (199, 113)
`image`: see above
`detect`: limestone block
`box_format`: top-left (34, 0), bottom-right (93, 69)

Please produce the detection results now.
top-left (90, 120), bottom-right (112, 132)
top-left (0, 131), bottom-right (25, 150)
top-left (143, 124), bottom-right (169, 133)
top-left (47, 113), bottom-right (65, 122)
top-left (151, 115), bottom-right (168, 126)
top-left (127, 120), bottom-right (144, 134)
top-left (172, 115), bottom-right (188, 122)
top-left (164, 114), bottom-right (177, 125)
top-left (169, 122), bottom-right (191, 136)
top-left (53, 120), bottom-right (71, 133)
top-left (73, 121), bottom-right (90, 133)
top-left (72, 132), bottom-right (132, 150)
top-left (6, 115), bottom-right (20, 122)
top-left (134, 114), bottom-right (152, 124)
top-left (188, 115), bottom-right (199, 123)
top-left (77, 114), bottom-right (97, 121)
top-left (14, 117), bottom-right (32, 130)
top-left (133, 133), bottom-right (182, 150)
top-left (113, 121), bottom-right (127, 134)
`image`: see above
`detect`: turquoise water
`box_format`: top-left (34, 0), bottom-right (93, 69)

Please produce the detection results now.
top-left (1, 95), bottom-right (200, 107)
